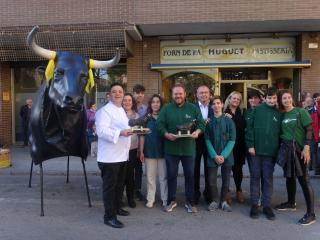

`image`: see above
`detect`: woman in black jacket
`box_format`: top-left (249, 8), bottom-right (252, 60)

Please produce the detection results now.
top-left (224, 91), bottom-right (246, 203)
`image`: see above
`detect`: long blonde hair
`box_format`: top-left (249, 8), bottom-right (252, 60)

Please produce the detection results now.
top-left (223, 91), bottom-right (243, 112)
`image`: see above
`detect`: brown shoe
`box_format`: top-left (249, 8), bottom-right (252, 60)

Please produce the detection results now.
top-left (236, 191), bottom-right (245, 203)
top-left (225, 192), bottom-right (232, 204)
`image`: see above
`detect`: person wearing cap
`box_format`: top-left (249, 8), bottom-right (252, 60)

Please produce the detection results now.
top-left (245, 90), bottom-right (262, 174)
top-left (245, 87), bottom-right (281, 220)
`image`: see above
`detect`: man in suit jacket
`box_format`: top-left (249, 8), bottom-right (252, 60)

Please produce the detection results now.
top-left (194, 85), bottom-right (213, 204)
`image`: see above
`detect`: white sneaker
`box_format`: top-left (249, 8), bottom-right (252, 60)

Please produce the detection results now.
top-left (221, 201), bottom-right (232, 212)
top-left (185, 202), bottom-right (198, 213)
top-left (145, 201), bottom-right (154, 208)
top-left (208, 201), bottom-right (218, 211)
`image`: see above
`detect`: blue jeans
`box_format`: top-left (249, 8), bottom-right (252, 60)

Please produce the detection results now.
top-left (250, 155), bottom-right (274, 207)
top-left (165, 154), bottom-right (195, 204)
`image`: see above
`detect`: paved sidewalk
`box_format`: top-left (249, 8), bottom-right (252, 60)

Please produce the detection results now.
top-left (0, 145), bottom-right (319, 240)
top-left (0, 145), bottom-right (305, 178)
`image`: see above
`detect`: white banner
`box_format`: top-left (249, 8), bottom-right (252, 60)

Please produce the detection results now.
top-left (160, 38), bottom-right (296, 63)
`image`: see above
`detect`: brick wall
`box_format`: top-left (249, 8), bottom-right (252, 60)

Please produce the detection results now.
top-left (0, 0), bottom-right (128, 27)
top-left (133, 0), bottom-right (320, 24)
top-left (301, 32), bottom-right (320, 95)
top-left (127, 38), bottom-right (161, 102)
top-left (0, 63), bottom-right (12, 146)
top-left (1, 0), bottom-right (320, 28)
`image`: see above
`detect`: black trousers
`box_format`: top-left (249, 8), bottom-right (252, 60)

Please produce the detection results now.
top-left (194, 136), bottom-right (209, 202)
top-left (98, 161), bottom-right (126, 220)
top-left (121, 149), bottom-right (137, 200)
top-left (134, 154), bottom-right (143, 191)
top-left (286, 172), bottom-right (315, 214)
top-left (22, 122), bottom-right (29, 146)
top-left (232, 162), bottom-right (243, 192)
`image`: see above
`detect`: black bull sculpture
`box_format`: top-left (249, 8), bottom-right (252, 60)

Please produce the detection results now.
top-left (27, 26), bottom-right (120, 216)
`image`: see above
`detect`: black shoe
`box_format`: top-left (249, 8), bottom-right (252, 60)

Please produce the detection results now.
top-left (263, 207), bottom-right (275, 221)
top-left (250, 205), bottom-right (259, 219)
top-left (298, 213), bottom-right (316, 226)
top-left (104, 218), bottom-right (124, 228)
top-left (127, 198), bottom-right (136, 208)
top-left (135, 191), bottom-right (145, 201)
top-left (117, 208), bottom-right (130, 216)
top-left (275, 202), bottom-right (296, 211)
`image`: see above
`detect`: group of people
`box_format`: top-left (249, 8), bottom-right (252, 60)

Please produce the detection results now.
top-left (94, 82), bottom-right (317, 228)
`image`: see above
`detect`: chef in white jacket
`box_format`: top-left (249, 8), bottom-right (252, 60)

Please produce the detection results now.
top-left (95, 82), bottom-right (133, 229)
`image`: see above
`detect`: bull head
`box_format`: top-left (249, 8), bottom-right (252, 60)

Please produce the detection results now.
top-left (27, 26), bottom-right (120, 109)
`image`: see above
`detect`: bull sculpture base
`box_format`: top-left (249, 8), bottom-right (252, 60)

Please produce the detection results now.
top-left (28, 156), bottom-right (92, 216)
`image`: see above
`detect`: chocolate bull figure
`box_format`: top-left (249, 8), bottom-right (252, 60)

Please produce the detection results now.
top-left (26, 26), bottom-right (120, 216)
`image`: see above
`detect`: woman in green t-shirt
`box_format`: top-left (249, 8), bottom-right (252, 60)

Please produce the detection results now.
top-left (275, 90), bottom-right (316, 226)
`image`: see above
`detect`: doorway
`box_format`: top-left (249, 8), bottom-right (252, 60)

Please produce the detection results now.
top-left (220, 82), bottom-right (244, 101)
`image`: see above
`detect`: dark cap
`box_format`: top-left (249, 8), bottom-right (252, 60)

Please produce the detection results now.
top-left (247, 89), bottom-right (261, 99)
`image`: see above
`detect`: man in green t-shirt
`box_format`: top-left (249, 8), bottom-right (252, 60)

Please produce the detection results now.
top-left (156, 84), bottom-right (205, 213)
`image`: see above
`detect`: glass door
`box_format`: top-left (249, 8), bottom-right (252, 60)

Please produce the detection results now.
top-left (219, 68), bottom-right (272, 108)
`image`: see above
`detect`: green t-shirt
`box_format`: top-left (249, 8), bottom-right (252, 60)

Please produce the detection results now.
top-left (280, 107), bottom-right (312, 149)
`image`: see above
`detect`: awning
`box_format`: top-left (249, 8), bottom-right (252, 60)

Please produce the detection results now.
top-left (150, 60), bottom-right (311, 70)
top-left (0, 23), bottom-right (131, 61)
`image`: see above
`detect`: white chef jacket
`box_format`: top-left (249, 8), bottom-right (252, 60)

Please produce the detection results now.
top-left (95, 101), bottom-right (131, 163)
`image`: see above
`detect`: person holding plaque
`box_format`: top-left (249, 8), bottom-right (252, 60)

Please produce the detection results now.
top-left (156, 83), bottom-right (205, 213)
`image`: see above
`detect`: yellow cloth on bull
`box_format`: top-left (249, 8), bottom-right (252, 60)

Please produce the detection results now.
top-left (85, 59), bottom-right (95, 93)
top-left (45, 51), bottom-right (56, 82)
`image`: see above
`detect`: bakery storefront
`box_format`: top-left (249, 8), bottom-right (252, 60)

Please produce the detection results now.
top-left (151, 38), bottom-right (311, 106)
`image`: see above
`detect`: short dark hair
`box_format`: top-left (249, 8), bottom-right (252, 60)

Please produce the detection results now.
top-left (211, 95), bottom-right (224, 103)
top-left (123, 93), bottom-right (137, 112)
top-left (265, 87), bottom-right (277, 97)
top-left (171, 83), bottom-right (186, 92)
top-left (88, 102), bottom-right (95, 109)
top-left (133, 84), bottom-right (146, 93)
top-left (110, 82), bottom-right (124, 91)
top-left (313, 92), bottom-right (320, 99)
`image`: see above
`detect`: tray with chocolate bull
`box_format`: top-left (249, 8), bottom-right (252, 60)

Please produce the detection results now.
top-left (128, 114), bottom-right (152, 135)
top-left (173, 119), bottom-right (196, 138)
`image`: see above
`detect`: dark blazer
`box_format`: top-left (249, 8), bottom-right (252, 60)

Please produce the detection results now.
top-left (225, 106), bottom-right (246, 165)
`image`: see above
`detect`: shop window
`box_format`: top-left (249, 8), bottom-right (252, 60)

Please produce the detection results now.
top-left (162, 71), bottom-right (215, 103)
top-left (221, 69), bottom-right (268, 80)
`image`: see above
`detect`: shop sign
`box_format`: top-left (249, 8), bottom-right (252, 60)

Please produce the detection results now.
top-left (161, 38), bottom-right (296, 63)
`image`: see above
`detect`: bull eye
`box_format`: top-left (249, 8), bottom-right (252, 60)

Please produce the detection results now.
top-left (54, 68), bottom-right (64, 80)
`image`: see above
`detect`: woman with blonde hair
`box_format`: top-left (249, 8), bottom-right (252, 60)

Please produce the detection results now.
top-left (224, 91), bottom-right (246, 203)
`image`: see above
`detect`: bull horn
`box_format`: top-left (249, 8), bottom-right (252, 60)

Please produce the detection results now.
top-left (27, 26), bottom-right (55, 60)
top-left (91, 48), bottom-right (121, 69)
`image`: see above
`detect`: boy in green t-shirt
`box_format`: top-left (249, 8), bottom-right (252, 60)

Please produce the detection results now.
top-left (246, 87), bottom-right (281, 220)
